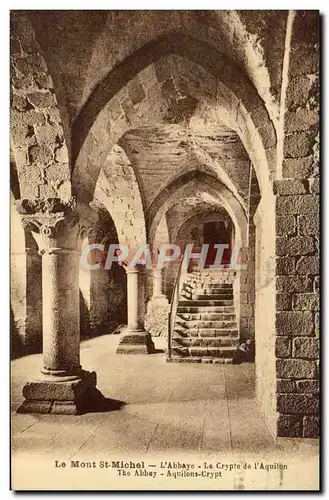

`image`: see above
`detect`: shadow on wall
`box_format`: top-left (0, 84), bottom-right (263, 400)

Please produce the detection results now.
top-left (11, 306), bottom-right (43, 359)
top-left (11, 306), bottom-right (25, 359)
top-left (80, 263), bottom-right (127, 340)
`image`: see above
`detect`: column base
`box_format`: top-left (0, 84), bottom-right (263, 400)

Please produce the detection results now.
top-left (116, 329), bottom-right (155, 354)
top-left (17, 369), bottom-right (103, 415)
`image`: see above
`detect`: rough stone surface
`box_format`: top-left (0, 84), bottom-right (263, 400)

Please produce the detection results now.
top-left (273, 180), bottom-right (307, 195)
top-left (10, 11), bottom-right (320, 440)
top-left (293, 293), bottom-right (319, 311)
top-left (146, 296), bottom-right (170, 337)
top-left (277, 393), bottom-right (319, 414)
top-left (282, 157), bottom-right (315, 179)
top-left (17, 370), bottom-right (98, 414)
top-left (275, 337), bottom-right (291, 358)
top-left (276, 257), bottom-right (295, 275)
top-left (276, 359), bottom-right (316, 379)
top-left (277, 414), bottom-right (303, 437)
top-left (296, 379), bottom-right (319, 393)
top-left (276, 195), bottom-right (319, 215)
top-left (297, 214), bottom-right (320, 236)
top-left (276, 293), bottom-right (292, 311)
top-left (303, 416), bottom-right (320, 438)
top-left (116, 331), bottom-right (155, 354)
top-left (276, 215), bottom-right (296, 236)
top-left (277, 379), bottom-right (296, 393)
top-left (276, 311), bottom-right (314, 336)
top-left (276, 236), bottom-right (315, 256)
top-left (276, 276), bottom-right (312, 293)
top-left (292, 337), bottom-right (319, 360)
top-left (283, 132), bottom-right (316, 158)
top-left (296, 256), bottom-right (319, 275)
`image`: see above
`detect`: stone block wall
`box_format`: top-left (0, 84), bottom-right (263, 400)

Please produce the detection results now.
top-left (275, 11), bottom-right (319, 438)
top-left (10, 13), bottom-right (70, 200)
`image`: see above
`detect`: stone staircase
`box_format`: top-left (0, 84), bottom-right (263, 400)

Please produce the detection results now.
top-left (168, 270), bottom-right (239, 364)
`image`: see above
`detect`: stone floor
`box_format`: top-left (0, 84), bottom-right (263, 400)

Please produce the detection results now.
top-left (11, 334), bottom-right (319, 490)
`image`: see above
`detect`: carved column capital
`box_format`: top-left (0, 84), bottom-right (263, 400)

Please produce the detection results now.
top-left (15, 197), bottom-right (84, 254)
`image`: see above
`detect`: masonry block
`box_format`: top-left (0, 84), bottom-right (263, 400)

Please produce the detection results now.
top-left (282, 156), bottom-right (314, 179)
top-left (276, 311), bottom-right (314, 336)
top-left (276, 359), bottom-right (316, 379)
top-left (276, 276), bottom-right (312, 293)
top-left (293, 293), bottom-right (319, 311)
top-left (303, 416), bottom-right (320, 438)
top-left (298, 214), bottom-right (320, 235)
top-left (276, 215), bottom-right (296, 236)
top-left (284, 132), bottom-right (316, 158)
top-left (277, 379), bottom-right (296, 393)
top-left (127, 77), bottom-right (146, 105)
top-left (277, 414), bottom-right (303, 437)
top-left (276, 293), bottom-right (292, 311)
top-left (277, 393), bottom-right (319, 415)
top-left (296, 380), bottom-right (319, 393)
top-left (276, 194), bottom-right (319, 215)
top-left (276, 257), bottom-right (296, 275)
top-left (289, 46), bottom-right (319, 77)
top-left (293, 337), bottom-right (319, 360)
top-left (275, 337), bottom-right (291, 358)
top-left (309, 178), bottom-right (320, 193)
top-left (296, 256), bottom-right (319, 275)
top-left (273, 179), bottom-right (307, 195)
top-left (284, 109), bottom-right (319, 133)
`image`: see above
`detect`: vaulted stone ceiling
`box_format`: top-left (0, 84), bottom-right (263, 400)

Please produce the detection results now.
top-left (119, 122), bottom-right (251, 209)
top-left (27, 10), bottom-right (287, 128)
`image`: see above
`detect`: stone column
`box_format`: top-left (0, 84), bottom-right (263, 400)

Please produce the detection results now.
top-left (117, 264), bottom-right (155, 354)
top-left (152, 268), bottom-right (165, 298)
top-left (15, 198), bottom-right (100, 414)
top-left (145, 267), bottom-right (170, 337)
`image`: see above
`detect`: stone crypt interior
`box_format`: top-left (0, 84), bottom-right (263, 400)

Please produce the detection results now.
top-left (10, 10), bottom-right (319, 458)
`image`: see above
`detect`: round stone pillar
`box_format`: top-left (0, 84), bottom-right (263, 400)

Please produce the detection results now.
top-left (117, 264), bottom-right (155, 354)
top-left (152, 268), bottom-right (164, 298)
top-left (15, 198), bottom-right (99, 415)
top-left (145, 267), bottom-right (170, 338)
top-left (41, 248), bottom-right (81, 375)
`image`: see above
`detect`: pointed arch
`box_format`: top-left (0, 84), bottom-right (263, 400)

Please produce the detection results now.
top-left (71, 33), bottom-right (276, 202)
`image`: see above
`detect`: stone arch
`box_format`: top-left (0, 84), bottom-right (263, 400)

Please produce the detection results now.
top-left (148, 142), bottom-right (248, 214)
top-left (10, 12), bottom-right (70, 199)
top-left (79, 201), bottom-right (127, 337)
top-left (93, 144), bottom-right (147, 248)
top-left (147, 171), bottom-right (247, 247)
top-left (71, 33), bottom-right (276, 202)
top-left (171, 205), bottom-right (231, 244)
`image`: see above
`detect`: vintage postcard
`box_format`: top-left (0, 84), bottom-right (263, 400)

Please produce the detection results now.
top-left (10, 9), bottom-right (320, 491)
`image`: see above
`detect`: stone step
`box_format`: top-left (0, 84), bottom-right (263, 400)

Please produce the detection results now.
top-left (177, 306), bottom-right (235, 313)
top-left (176, 312), bottom-right (236, 321)
top-left (174, 327), bottom-right (239, 338)
top-left (178, 300), bottom-right (234, 307)
top-left (184, 283), bottom-right (233, 289)
top-left (171, 345), bottom-right (237, 357)
top-left (175, 320), bottom-right (237, 329)
top-left (192, 289), bottom-right (234, 295)
top-left (191, 294), bottom-right (233, 301)
top-left (167, 357), bottom-right (234, 364)
top-left (172, 337), bottom-right (239, 347)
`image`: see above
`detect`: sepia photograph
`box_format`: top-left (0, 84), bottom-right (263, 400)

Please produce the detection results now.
top-left (10, 9), bottom-right (320, 491)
